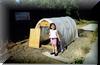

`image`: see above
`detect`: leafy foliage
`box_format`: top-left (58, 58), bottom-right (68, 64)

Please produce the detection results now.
top-left (22, 0), bottom-right (79, 15)
top-left (74, 57), bottom-right (84, 64)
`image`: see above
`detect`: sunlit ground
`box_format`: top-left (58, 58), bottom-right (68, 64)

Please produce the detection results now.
top-left (4, 20), bottom-right (98, 64)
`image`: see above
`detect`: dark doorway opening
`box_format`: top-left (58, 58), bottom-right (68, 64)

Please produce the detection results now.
top-left (9, 9), bottom-right (66, 42)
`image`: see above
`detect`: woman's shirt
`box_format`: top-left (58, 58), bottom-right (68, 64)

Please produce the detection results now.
top-left (49, 29), bottom-right (57, 38)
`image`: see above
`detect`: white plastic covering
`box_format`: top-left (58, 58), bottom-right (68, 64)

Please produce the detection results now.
top-left (36, 16), bottom-right (78, 47)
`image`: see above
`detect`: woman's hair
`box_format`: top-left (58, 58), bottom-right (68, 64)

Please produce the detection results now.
top-left (49, 23), bottom-right (56, 30)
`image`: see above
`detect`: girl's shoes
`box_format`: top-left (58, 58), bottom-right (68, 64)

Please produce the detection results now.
top-left (54, 53), bottom-right (58, 56)
top-left (50, 52), bottom-right (55, 55)
top-left (50, 52), bottom-right (58, 56)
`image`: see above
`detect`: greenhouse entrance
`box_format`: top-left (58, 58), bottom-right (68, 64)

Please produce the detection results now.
top-left (29, 20), bottom-right (50, 48)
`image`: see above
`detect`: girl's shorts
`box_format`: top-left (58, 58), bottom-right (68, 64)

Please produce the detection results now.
top-left (50, 38), bottom-right (57, 45)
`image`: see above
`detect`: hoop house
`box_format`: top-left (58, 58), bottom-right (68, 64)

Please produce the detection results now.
top-left (35, 16), bottom-right (78, 47)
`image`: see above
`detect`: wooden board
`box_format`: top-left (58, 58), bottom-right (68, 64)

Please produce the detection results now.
top-left (29, 28), bottom-right (40, 48)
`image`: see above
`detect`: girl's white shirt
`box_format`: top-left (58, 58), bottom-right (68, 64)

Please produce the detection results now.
top-left (49, 29), bottom-right (57, 38)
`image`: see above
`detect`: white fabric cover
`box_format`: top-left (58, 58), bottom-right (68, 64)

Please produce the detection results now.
top-left (36, 16), bottom-right (78, 47)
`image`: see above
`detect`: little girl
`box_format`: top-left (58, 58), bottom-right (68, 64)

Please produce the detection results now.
top-left (49, 23), bottom-right (60, 56)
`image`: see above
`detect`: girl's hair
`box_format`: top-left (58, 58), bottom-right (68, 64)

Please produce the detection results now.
top-left (49, 23), bottom-right (56, 30)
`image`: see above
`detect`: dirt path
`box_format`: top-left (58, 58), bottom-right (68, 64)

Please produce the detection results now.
top-left (59, 36), bottom-right (93, 63)
top-left (4, 41), bottom-right (64, 64)
top-left (4, 22), bottom-right (97, 64)
top-left (4, 30), bottom-right (95, 64)
top-left (83, 39), bottom-right (98, 64)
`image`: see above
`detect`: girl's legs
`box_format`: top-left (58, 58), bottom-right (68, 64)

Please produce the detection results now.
top-left (52, 44), bottom-right (55, 53)
top-left (51, 44), bottom-right (58, 56)
top-left (50, 38), bottom-right (55, 54)
top-left (54, 45), bottom-right (58, 56)
top-left (54, 45), bottom-right (57, 53)
top-left (50, 38), bottom-right (58, 56)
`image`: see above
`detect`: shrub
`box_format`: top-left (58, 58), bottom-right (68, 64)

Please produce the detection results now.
top-left (74, 57), bottom-right (84, 64)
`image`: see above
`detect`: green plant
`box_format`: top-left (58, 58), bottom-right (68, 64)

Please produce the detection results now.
top-left (74, 57), bottom-right (84, 64)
